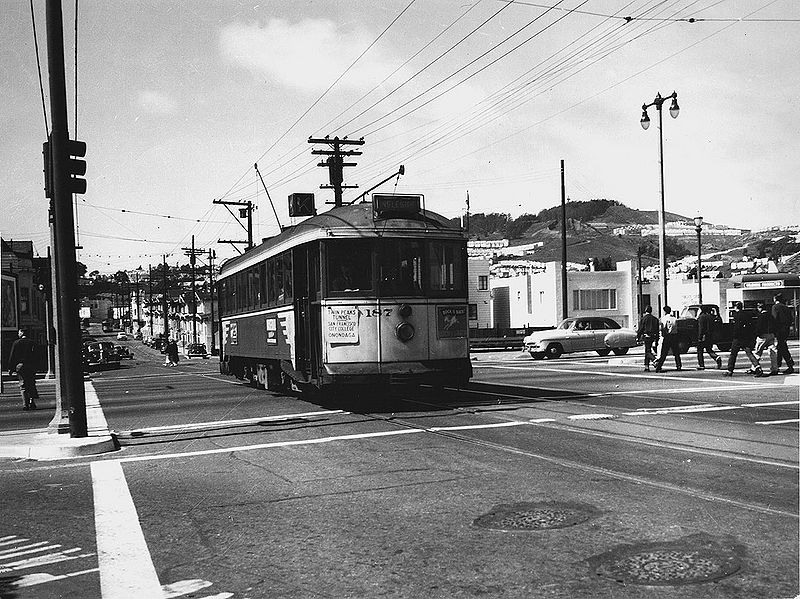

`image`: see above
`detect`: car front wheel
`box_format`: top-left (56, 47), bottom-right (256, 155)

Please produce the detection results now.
top-left (544, 343), bottom-right (563, 359)
top-left (612, 347), bottom-right (629, 356)
top-left (596, 348), bottom-right (611, 356)
top-left (529, 351), bottom-right (545, 360)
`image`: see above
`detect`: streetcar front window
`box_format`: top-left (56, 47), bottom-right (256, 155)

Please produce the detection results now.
top-left (428, 240), bottom-right (465, 297)
top-left (379, 240), bottom-right (424, 297)
top-left (327, 240), bottom-right (373, 295)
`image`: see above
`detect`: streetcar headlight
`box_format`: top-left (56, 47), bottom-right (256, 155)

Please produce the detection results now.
top-left (398, 303), bottom-right (412, 318)
top-left (395, 321), bottom-right (415, 342)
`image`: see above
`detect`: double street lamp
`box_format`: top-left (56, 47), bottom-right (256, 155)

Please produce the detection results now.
top-left (640, 90), bottom-right (680, 310)
top-left (694, 215), bottom-right (703, 305)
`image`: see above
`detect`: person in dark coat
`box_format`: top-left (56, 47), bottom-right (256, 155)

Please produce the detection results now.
top-left (8, 329), bottom-right (39, 410)
top-left (771, 293), bottom-right (795, 375)
top-left (165, 339), bottom-right (180, 367)
top-left (724, 302), bottom-right (761, 377)
top-left (753, 301), bottom-right (777, 375)
top-left (636, 306), bottom-right (659, 372)
top-left (654, 306), bottom-right (681, 372)
top-left (696, 306), bottom-right (722, 370)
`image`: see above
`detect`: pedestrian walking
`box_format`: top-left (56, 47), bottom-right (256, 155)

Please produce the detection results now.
top-left (653, 306), bottom-right (681, 372)
top-left (696, 306), bottom-right (722, 370)
top-left (771, 293), bottom-right (795, 375)
top-left (7, 329), bottom-right (39, 410)
top-left (753, 301), bottom-right (778, 375)
top-left (636, 306), bottom-right (660, 371)
top-left (724, 302), bottom-right (762, 377)
top-left (165, 339), bottom-right (180, 367)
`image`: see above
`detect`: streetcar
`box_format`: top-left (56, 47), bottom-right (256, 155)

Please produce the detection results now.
top-left (216, 194), bottom-right (472, 392)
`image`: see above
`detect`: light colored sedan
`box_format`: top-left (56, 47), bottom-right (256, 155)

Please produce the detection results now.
top-left (524, 316), bottom-right (638, 359)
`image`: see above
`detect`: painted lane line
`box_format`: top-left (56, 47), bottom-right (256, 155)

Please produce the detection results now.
top-left (118, 428), bottom-right (425, 464)
top-left (626, 406), bottom-right (741, 415)
top-left (567, 413), bottom-right (616, 420)
top-left (0, 549), bottom-right (91, 573)
top-left (162, 578), bottom-right (214, 598)
top-left (0, 536), bottom-right (18, 543)
top-left (0, 537), bottom-right (27, 547)
top-left (116, 410), bottom-right (345, 436)
top-left (743, 400), bottom-right (800, 407)
top-left (0, 541), bottom-right (50, 555)
top-left (428, 422), bottom-right (527, 432)
top-left (756, 419), bottom-right (800, 425)
top-left (85, 382), bottom-right (110, 435)
top-left (529, 418), bottom-right (557, 423)
top-left (91, 460), bottom-right (164, 599)
top-left (0, 544), bottom-right (61, 561)
top-left (635, 403), bottom-right (717, 412)
top-left (14, 567), bottom-right (100, 588)
top-left (476, 363), bottom-right (777, 385)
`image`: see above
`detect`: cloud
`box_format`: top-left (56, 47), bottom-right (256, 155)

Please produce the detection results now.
top-left (219, 19), bottom-right (392, 93)
top-left (135, 90), bottom-right (177, 114)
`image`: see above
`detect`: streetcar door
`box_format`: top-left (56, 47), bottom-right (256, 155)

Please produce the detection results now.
top-left (293, 245), bottom-right (319, 381)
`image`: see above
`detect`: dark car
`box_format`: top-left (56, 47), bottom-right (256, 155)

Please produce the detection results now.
top-left (84, 341), bottom-right (122, 369)
top-left (185, 343), bottom-right (209, 358)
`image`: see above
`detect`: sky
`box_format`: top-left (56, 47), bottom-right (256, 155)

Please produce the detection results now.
top-left (2, 0), bottom-right (798, 274)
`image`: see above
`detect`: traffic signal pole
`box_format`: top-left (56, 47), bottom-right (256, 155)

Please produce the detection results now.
top-left (46, 0), bottom-right (86, 437)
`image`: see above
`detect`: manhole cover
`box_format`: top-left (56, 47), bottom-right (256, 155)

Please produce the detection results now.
top-left (588, 533), bottom-right (744, 586)
top-left (473, 501), bottom-right (600, 531)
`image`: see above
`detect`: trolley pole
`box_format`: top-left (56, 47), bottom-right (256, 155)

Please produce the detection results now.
top-left (182, 236), bottom-right (206, 346)
top-left (46, 0), bottom-right (86, 437)
top-left (148, 264), bottom-right (153, 337)
top-left (208, 249), bottom-right (217, 356)
top-left (162, 255), bottom-right (169, 340)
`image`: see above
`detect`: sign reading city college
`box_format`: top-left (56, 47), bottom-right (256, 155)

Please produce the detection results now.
top-left (436, 305), bottom-right (467, 339)
top-left (326, 306), bottom-right (359, 344)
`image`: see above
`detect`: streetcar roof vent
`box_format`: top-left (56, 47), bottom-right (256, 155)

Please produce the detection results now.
top-left (373, 194), bottom-right (422, 221)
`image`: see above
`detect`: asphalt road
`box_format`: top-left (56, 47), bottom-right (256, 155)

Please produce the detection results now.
top-left (0, 338), bottom-right (797, 599)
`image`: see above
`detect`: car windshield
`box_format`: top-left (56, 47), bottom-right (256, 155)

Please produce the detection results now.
top-left (557, 319), bottom-right (575, 330)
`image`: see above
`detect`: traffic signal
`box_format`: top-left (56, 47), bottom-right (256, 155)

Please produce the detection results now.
top-left (42, 138), bottom-right (87, 197)
top-left (68, 139), bottom-right (87, 195)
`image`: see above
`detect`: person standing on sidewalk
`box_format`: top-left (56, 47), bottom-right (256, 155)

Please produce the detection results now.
top-left (753, 301), bottom-right (778, 376)
top-left (7, 329), bottom-right (39, 410)
top-left (654, 306), bottom-right (681, 372)
top-left (772, 293), bottom-right (795, 375)
top-left (696, 305), bottom-right (722, 370)
top-left (724, 302), bottom-right (762, 377)
top-left (165, 339), bottom-right (180, 367)
top-left (636, 306), bottom-right (660, 372)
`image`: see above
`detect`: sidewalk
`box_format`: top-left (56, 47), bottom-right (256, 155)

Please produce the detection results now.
top-left (0, 377), bottom-right (117, 460)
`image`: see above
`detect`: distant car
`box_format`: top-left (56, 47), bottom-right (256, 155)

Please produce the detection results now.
top-left (84, 341), bottom-right (122, 369)
top-left (112, 345), bottom-right (134, 360)
top-left (133, 330), bottom-right (143, 341)
top-left (185, 343), bottom-right (209, 358)
top-left (116, 332), bottom-right (129, 341)
top-left (523, 317), bottom-right (638, 359)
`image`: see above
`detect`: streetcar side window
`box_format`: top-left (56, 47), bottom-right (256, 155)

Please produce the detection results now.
top-left (327, 240), bottom-right (373, 295)
top-left (247, 268), bottom-right (257, 310)
top-left (427, 240), bottom-right (465, 297)
top-left (283, 252), bottom-right (293, 303)
top-left (266, 259), bottom-right (276, 306)
top-left (259, 262), bottom-right (267, 306)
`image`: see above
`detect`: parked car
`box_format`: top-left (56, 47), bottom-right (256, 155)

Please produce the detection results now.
top-left (523, 316), bottom-right (638, 359)
top-left (83, 341), bottom-right (122, 369)
top-left (112, 345), bottom-right (134, 360)
top-left (185, 343), bottom-right (209, 358)
top-left (116, 332), bottom-right (129, 341)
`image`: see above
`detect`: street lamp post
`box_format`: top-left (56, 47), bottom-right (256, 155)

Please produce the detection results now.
top-left (694, 215), bottom-right (703, 305)
top-left (640, 90), bottom-right (680, 310)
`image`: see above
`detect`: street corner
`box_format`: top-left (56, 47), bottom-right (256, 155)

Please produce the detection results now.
top-left (0, 428), bottom-right (118, 461)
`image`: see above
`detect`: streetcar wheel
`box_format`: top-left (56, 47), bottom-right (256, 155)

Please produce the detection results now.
top-left (529, 351), bottom-right (545, 360)
top-left (544, 344), bottom-right (563, 359)
top-left (596, 349), bottom-right (611, 356)
top-left (612, 347), bottom-right (629, 356)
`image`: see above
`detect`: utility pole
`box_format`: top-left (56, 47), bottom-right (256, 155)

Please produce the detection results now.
top-left (214, 199), bottom-right (254, 251)
top-left (45, 0), bottom-right (87, 437)
top-left (182, 236), bottom-right (205, 346)
top-left (309, 136), bottom-right (364, 207)
top-left (208, 248), bottom-right (216, 355)
top-left (560, 160), bottom-right (568, 321)
top-left (162, 255), bottom-right (169, 340)
top-left (147, 264), bottom-right (153, 337)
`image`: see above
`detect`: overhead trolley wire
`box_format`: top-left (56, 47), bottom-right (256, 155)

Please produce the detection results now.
top-left (29, 0), bottom-right (49, 135)
top-left (216, 0), bottom-right (419, 202)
